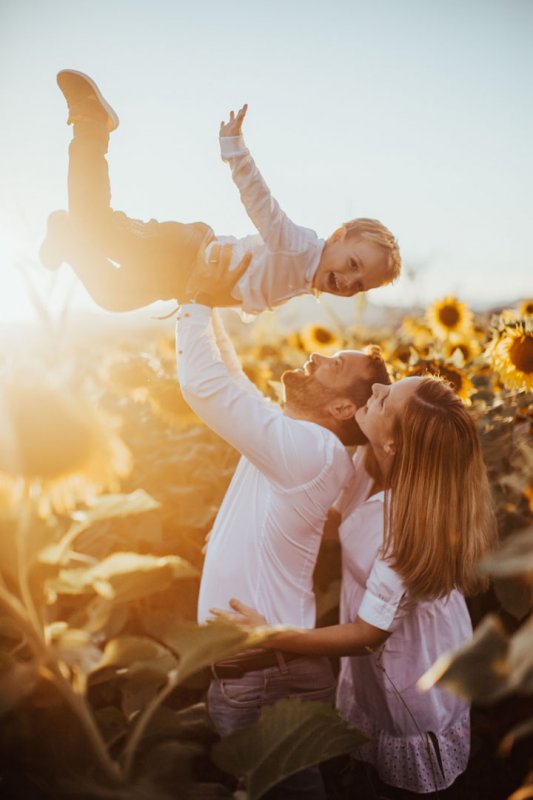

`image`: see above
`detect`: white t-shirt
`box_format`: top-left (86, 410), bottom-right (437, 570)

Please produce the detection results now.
top-left (177, 305), bottom-right (354, 627)
top-left (205, 136), bottom-right (325, 317)
top-left (336, 449), bottom-right (472, 793)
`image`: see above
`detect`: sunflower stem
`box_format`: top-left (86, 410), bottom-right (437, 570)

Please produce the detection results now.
top-left (122, 669), bottom-right (179, 779)
top-left (44, 664), bottom-right (122, 784)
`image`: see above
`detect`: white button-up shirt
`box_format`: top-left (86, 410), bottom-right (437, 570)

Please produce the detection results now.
top-left (205, 136), bottom-right (325, 317)
top-left (177, 305), bottom-right (354, 627)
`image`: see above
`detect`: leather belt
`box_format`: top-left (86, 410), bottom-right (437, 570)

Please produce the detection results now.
top-left (212, 650), bottom-right (303, 679)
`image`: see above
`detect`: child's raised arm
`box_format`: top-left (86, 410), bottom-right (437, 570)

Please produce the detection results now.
top-left (220, 104), bottom-right (248, 138)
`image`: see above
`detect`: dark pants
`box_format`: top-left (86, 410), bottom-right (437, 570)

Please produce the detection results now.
top-left (208, 653), bottom-right (336, 800)
top-left (63, 120), bottom-right (212, 311)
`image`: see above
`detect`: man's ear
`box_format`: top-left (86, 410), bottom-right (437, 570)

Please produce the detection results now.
top-left (326, 397), bottom-right (357, 421)
top-left (327, 225), bottom-right (347, 244)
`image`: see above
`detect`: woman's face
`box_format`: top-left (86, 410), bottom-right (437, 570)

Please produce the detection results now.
top-left (355, 376), bottom-right (422, 451)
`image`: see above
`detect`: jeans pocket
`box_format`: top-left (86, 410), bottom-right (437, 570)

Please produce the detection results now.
top-left (215, 673), bottom-right (265, 709)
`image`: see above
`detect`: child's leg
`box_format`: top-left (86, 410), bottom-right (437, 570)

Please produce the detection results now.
top-left (52, 70), bottom-right (212, 310)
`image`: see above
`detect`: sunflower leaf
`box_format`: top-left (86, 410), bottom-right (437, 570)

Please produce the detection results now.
top-left (212, 698), bottom-right (368, 800)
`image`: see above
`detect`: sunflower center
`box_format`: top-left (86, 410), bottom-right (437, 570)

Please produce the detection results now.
top-left (509, 335), bottom-right (533, 374)
top-left (438, 305), bottom-right (460, 328)
top-left (315, 328), bottom-right (334, 344)
top-left (0, 388), bottom-right (95, 479)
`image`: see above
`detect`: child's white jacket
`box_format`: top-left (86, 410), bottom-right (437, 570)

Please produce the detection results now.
top-left (206, 135), bottom-right (325, 317)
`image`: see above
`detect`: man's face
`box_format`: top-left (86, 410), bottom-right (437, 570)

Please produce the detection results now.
top-left (282, 350), bottom-right (373, 414)
top-left (313, 232), bottom-right (391, 297)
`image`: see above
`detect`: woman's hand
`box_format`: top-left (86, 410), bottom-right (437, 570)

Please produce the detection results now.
top-left (183, 240), bottom-right (251, 307)
top-left (209, 598), bottom-right (268, 628)
top-left (219, 104), bottom-right (248, 138)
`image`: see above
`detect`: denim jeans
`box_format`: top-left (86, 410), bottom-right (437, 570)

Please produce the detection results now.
top-left (63, 121), bottom-right (212, 310)
top-left (208, 654), bottom-right (336, 800)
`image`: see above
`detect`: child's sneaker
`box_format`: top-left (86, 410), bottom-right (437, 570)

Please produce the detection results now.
top-left (39, 210), bottom-right (71, 270)
top-left (57, 70), bottom-right (119, 131)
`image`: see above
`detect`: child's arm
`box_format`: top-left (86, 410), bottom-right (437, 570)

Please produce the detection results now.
top-left (219, 105), bottom-right (315, 253)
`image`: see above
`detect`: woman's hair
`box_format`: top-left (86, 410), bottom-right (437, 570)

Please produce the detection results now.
top-left (383, 377), bottom-right (497, 599)
top-left (344, 217), bottom-right (401, 283)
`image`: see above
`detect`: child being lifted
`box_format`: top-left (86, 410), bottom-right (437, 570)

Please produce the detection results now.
top-left (41, 70), bottom-right (401, 315)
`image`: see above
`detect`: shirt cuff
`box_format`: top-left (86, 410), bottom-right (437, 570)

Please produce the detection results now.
top-left (219, 134), bottom-right (248, 159)
top-left (357, 588), bottom-right (401, 631)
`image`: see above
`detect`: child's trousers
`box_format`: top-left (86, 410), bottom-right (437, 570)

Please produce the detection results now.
top-left (64, 121), bottom-right (212, 311)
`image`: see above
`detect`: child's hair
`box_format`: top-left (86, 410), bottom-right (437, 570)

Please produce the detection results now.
top-left (383, 377), bottom-right (497, 599)
top-left (344, 218), bottom-right (401, 284)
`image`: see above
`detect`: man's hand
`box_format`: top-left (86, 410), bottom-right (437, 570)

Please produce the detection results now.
top-left (219, 104), bottom-right (248, 138)
top-left (182, 239), bottom-right (251, 307)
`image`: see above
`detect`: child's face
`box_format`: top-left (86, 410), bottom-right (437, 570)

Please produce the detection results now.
top-left (314, 229), bottom-right (391, 297)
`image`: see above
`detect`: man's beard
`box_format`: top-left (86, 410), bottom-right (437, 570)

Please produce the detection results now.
top-left (281, 369), bottom-right (339, 414)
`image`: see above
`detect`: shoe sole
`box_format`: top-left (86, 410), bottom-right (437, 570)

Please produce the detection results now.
top-left (57, 69), bottom-right (119, 131)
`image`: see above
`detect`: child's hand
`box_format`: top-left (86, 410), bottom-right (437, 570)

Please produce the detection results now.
top-left (219, 104), bottom-right (248, 138)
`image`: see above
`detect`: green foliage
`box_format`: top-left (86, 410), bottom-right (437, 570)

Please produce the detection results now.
top-left (212, 698), bottom-right (368, 800)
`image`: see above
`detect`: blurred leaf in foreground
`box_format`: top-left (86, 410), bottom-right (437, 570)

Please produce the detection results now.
top-left (212, 698), bottom-right (368, 800)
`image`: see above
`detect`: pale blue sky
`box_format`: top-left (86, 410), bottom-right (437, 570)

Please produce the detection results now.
top-left (0, 0), bottom-right (531, 323)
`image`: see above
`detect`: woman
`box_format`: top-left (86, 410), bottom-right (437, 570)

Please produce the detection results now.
top-left (213, 376), bottom-right (497, 798)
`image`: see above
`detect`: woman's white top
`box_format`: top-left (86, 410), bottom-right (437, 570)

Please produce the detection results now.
top-left (336, 450), bottom-right (471, 793)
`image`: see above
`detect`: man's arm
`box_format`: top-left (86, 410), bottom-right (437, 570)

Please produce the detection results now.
top-left (219, 105), bottom-right (315, 253)
top-left (177, 305), bottom-right (322, 486)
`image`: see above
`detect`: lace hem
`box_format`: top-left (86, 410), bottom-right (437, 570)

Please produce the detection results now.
top-left (347, 707), bottom-right (470, 794)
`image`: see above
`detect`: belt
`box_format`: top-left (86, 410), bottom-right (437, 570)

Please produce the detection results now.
top-left (212, 649), bottom-right (303, 679)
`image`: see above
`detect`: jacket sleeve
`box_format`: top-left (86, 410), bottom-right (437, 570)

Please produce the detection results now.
top-left (220, 135), bottom-right (315, 254)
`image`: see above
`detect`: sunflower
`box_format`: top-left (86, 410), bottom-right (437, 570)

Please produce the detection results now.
top-left (400, 317), bottom-right (434, 348)
top-left (443, 334), bottom-right (481, 364)
top-left (300, 324), bottom-right (342, 355)
top-left (147, 377), bottom-right (202, 429)
top-left (242, 361), bottom-right (275, 394)
top-left (426, 297), bottom-right (474, 339)
top-left (0, 379), bottom-right (132, 517)
top-left (518, 299), bottom-right (533, 317)
top-left (485, 316), bottom-right (533, 392)
top-left (408, 360), bottom-right (475, 403)
top-left (104, 353), bottom-right (160, 399)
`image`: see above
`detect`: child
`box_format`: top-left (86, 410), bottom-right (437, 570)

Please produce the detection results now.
top-left (41, 70), bottom-right (401, 316)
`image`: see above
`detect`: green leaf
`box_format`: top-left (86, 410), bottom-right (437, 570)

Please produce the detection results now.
top-left (46, 622), bottom-right (102, 675)
top-left (47, 552), bottom-right (197, 602)
top-left (508, 618), bottom-right (533, 693)
top-left (499, 716), bottom-right (533, 756)
top-left (212, 698), bottom-right (368, 800)
top-left (480, 526), bottom-right (533, 580)
top-left (156, 619), bottom-right (274, 688)
top-left (417, 615), bottom-right (510, 704)
top-left (0, 656), bottom-right (38, 714)
top-left (95, 635), bottom-right (177, 676)
top-left (39, 490), bottom-right (161, 565)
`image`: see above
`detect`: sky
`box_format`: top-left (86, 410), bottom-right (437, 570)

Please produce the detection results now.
top-left (0, 0), bottom-right (532, 325)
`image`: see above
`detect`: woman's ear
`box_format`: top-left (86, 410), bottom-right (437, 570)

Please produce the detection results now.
top-left (382, 439), bottom-right (396, 456)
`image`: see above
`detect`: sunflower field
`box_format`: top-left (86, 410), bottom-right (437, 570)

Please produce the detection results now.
top-left (0, 291), bottom-right (532, 800)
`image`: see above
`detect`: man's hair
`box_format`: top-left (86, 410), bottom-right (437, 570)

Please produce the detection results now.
top-left (336, 345), bottom-right (391, 446)
top-left (344, 218), bottom-right (401, 284)
top-left (384, 377), bottom-right (497, 598)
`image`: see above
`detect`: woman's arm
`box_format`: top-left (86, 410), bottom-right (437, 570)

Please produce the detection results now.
top-left (211, 599), bottom-right (391, 658)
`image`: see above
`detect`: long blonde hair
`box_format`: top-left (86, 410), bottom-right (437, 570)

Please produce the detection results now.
top-left (382, 377), bottom-right (497, 599)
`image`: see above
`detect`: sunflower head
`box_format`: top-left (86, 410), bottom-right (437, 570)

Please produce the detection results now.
top-left (426, 296), bottom-right (473, 339)
top-left (407, 360), bottom-right (475, 402)
top-left (300, 324), bottom-right (342, 355)
top-left (147, 377), bottom-right (202, 429)
top-left (0, 377), bottom-right (131, 517)
top-left (485, 314), bottom-right (533, 392)
top-left (443, 334), bottom-right (481, 364)
top-left (518, 299), bottom-right (533, 317)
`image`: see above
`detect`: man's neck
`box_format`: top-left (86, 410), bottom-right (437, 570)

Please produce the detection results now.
top-left (283, 405), bottom-right (339, 437)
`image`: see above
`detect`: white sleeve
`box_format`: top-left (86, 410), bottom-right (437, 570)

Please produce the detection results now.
top-left (177, 304), bottom-right (325, 486)
top-left (211, 310), bottom-right (273, 406)
top-left (358, 557), bottom-right (410, 632)
top-left (220, 135), bottom-right (315, 253)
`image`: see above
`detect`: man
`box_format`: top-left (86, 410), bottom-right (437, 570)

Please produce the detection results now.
top-left (178, 245), bottom-right (390, 800)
